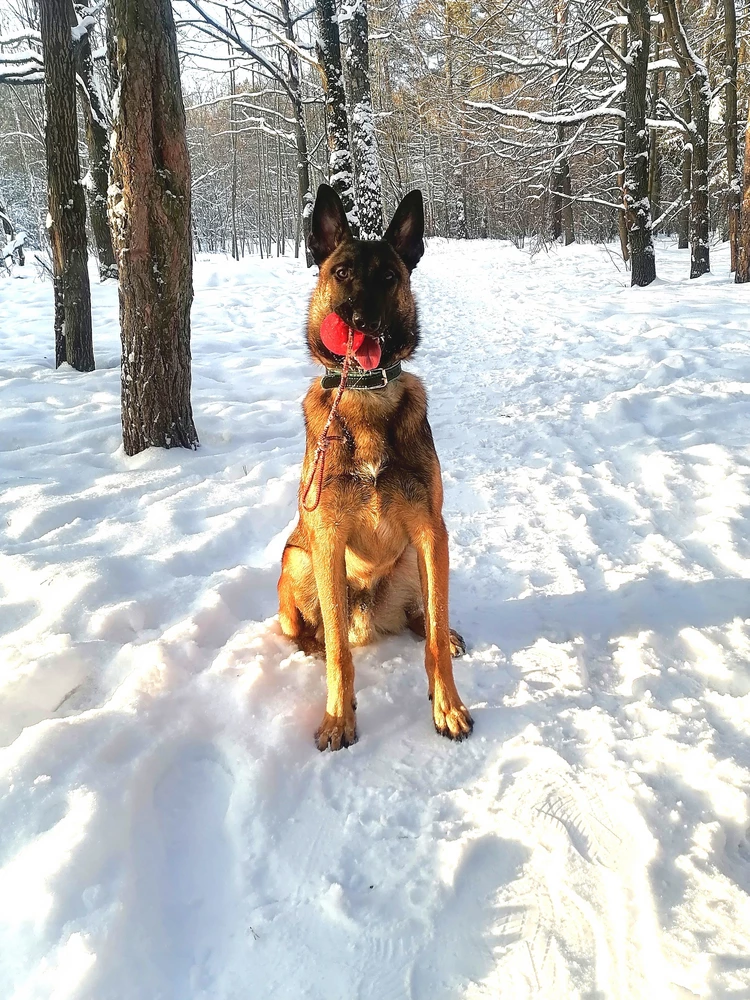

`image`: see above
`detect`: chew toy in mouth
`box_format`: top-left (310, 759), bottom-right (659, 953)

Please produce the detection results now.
top-left (320, 312), bottom-right (382, 371)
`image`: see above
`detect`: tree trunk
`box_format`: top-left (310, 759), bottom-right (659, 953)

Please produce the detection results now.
top-left (616, 26), bottom-right (629, 262)
top-left (314, 0), bottom-right (358, 234)
top-left (108, 0), bottom-right (198, 456)
top-left (624, 0), bottom-right (656, 286)
top-left (689, 99), bottom-right (710, 277)
top-left (227, 13), bottom-right (238, 261)
top-left (39, 0), bottom-right (94, 371)
top-left (70, 2), bottom-right (117, 281)
top-left (550, 3), bottom-right (574, 245)
top-left (647, 24), bottom-right (662, 226)
top-left (279, 0), bottom-right (313, 263)
top-left (660, 0), bottom-right (710, 277)
top-left (0, 193), bottom-right (25, 266)
top-left (724, 0), bottom-right (739, 271)
top-left (677, 92), bottom-right (691, 249)
top-left (340, 0), bottom-right (383, 238)
top-left (736, 99), bottom-right (750, 283)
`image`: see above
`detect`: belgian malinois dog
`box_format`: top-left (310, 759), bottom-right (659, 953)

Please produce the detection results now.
top-left (278, 184), bottom-right (473, 751)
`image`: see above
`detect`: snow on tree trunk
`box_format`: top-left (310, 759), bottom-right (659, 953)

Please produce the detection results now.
top-left (724, 0), bottom-right (739, 273)
top-left (339, 0), bottom-right (383, 239)
top-left (71, 6), bottom-right (117, 281)
top-left (660, 0), bottom-right (709, 279)
top-left (279, 0), bottom-right (314, 265)
top-left (688, 100), bottom-right (710, 279)
top-left (736, 100), bottom-right (750, 284)
top-left (108, 0), bottom-right (198, 456)
top-left (550, 3), bottom-right (574, 247)
top-left (0, 194), bottom-right (25, 266)
top-left (647, 24), bottom-right (663, 228)
top-left (623, 0), bottom-right (656, 287)
top-left (315, 0), bottom-right (358, 234)
top-left (39, 0), bottom-right (95, 371)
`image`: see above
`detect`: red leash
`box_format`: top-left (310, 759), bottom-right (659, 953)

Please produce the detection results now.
top-left (301, 328), bottom-right (354, 512)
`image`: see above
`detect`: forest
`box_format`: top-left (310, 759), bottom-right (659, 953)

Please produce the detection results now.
top-left (2, 0), bottom-right (749, 290)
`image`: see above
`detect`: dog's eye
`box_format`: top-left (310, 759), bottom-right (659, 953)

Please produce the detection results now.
top-left (334, 266), bottom-right (351, 281)
top-left (383, 270), bottom-right (396, 282)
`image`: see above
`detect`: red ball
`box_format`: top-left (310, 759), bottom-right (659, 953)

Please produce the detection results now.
top-left (320, 312), bottom-right (364, 356)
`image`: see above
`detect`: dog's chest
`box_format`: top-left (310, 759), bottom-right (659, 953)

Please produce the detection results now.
top-left (350, 432), bottom-right (389, 486)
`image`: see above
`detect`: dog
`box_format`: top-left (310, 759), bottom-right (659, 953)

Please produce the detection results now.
top-left (277, 184), bottom-right (473, 751)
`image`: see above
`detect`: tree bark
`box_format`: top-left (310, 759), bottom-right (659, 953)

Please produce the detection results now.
top-left (108, 0), bottom-right (198, 455)
top-left (39, 0), bottom-right (95, 370)
top-left (676, 91), bottom-right (691, 250)
top-left (647, 24), bottom-right (662, 226)
top-left (279, 0), bottom-right (313, 263)
top-left (616, 25), bottom-right (629, 262)
top-left (0, 193), bottom-right (25, 266)
top-left (660, 0), bottom-right (710, 278)
top-left (551, 2), bottom-right (574, 246)
top-left (624, 0), bottom-right (656, 286)
top-left (227, 12), bottom-right (238, 261)
top-left (70, 1), bottom-right (117, 281)
top-left (340, 0), bottom-right (383, 239)
top-left (315, 0), bottom-right (358, 234)
top-left (724, 0), bottom-right (739, 271)
top-left (736, 99), bottom-right (750, 283)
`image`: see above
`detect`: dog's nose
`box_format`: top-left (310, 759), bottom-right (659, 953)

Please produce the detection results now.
top-left (352, 312), bottom-right (381, 334)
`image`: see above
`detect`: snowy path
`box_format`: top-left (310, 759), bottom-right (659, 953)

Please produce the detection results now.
top-left (1, 241), bottom-right (749, 999)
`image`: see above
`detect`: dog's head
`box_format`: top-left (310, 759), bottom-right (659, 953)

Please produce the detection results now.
top-left (307, 185), bottom-right (424, 370)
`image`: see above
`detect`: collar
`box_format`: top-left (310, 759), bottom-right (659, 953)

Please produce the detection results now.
top-left (321, 361), bottom-right (402, 391)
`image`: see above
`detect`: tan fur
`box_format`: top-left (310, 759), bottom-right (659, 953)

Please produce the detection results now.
top-left (277, 189), bottom-right (472, 750)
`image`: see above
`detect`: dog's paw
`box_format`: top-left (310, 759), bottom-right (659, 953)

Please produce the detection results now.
top-left (449, 628), bottom-right (466, 657)
top-left (433, 700), bottom-right (473, 741)
top-left (315, 709), bottom-right (357, 752)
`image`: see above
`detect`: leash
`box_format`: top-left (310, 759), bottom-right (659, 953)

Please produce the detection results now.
top-left (301, 327), bottom-right (354, 512)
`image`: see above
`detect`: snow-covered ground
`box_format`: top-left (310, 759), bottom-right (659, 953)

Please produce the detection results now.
top-left (1, 239), bottom-right (749, 999)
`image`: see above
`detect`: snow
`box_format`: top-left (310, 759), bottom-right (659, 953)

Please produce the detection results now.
top-left (1, 239), bottom-right (750, 999)
top-left (1, 231), bottom-right (26, 260)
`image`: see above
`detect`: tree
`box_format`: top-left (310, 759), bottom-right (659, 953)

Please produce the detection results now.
top-left (180, 0), bottom-right (316, 263)
top-left (660, 0), bottom-right (710, 278)
top-left (736, 99), bottom-right (750, 284)
top-left (724, 0), bottom-right (739, 272)
top-left (0, 192), bottom-right (25, 266)
top-left (38, 0), bottom-right (95, 370)
top-left (340, 0), bottom-right (383, 238)
top-left (624, 0), bottom-right (657, 286)
top-left (314, 0), bottom-right (358, 232)
top-left (550, 0), bottom-right (574, 246)
top-left (69, 1), bottom-right (117, 280)
top-left (108, 0), bottom-right (198, 455)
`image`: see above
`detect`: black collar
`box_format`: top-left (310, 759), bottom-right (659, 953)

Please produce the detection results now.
top-left (321, 361), bottom-right (402, 391)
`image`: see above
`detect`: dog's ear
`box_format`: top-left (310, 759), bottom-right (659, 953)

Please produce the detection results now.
top-left (309, 184), bottom-right (352, 265)
top-left (384, 190), bottom-right (424, 272)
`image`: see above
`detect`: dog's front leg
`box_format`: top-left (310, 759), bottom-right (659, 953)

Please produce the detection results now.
top-left (310, 525), bottom-right (356, 751)
top-left (411, 516), bottom-right (473, 740)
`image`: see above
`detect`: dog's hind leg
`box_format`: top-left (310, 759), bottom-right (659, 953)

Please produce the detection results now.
top-left (407, 613), bottom-right (466, 659)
